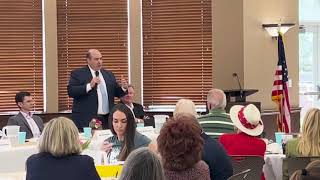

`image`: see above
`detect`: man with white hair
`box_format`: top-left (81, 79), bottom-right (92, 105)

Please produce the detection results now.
top-left (198, 88), bottom-right (234, 140)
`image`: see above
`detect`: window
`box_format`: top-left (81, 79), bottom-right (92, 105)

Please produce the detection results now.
top-left (142, 0), bottom-right (212, 107)
top-left (299, 0), bottom-right (320, 123)
top-left (0, 0), bottom-right (43, 113)
top-left (57, 0), bottom-right (128, 111)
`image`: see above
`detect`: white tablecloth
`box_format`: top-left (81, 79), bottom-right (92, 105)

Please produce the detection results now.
top-left (0, 172), bottom-right (26, 180)
top-left (0, 143), bottom-right (38, 173)
top-left (264, 154), bottom-right (286, 180)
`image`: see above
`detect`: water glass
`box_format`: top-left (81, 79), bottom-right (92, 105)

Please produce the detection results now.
top-left (83, 127), bottom-right (92, 139)
top-left (18, 132), bottom-right (26, 144)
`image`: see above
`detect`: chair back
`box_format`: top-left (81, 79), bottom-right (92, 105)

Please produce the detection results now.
top-left (230, 155), bottom-right (265, 180)
top-left (287, 157), bottom-right (320, 178)
top-left (227, 169), bottom-right (251, 180)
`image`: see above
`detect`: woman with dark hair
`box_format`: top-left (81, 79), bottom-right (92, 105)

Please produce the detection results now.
top-left (101, 104), bottom-right (151, 163)
top-left (157, 113), bottom-right (210, 180)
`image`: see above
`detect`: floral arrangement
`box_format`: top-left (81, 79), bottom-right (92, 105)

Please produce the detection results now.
top-left (89, 118), bottom-right (103, 130)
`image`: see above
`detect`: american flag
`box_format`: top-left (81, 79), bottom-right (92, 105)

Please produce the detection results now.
top-left (271, 33), bottom-right (291, 133)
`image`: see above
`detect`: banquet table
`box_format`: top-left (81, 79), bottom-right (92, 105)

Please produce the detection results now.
top-left (0, 127), bottom-right (158, 179)
top-left (263, 153), bottom-right (286, 180)
top-left (0, 142), bottom-right (38, 173)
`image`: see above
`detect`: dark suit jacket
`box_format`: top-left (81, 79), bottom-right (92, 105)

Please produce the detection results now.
top-left (201, 132), bottom-right (233, 180)
top-left (7, 112), bottom-right (44, 139)
top-left (132, 102), bottom-right (145, 119)
top-left (26, 152), bottom-right (101, 180)
top-left (68, 66), bottom-right (126, 128)
top-left (120, 101), bottom-right (145, 119)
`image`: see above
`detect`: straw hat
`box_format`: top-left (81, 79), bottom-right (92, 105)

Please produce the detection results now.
top-left (229, 104), bottom-right (264, 136)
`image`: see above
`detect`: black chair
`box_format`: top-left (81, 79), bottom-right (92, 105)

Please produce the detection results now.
top-left (143, 115), bottom-right (155, 128)
top-left (230, 155), bottom-right (265, 180)
top-left (287, 156), bottom-right (320, 178)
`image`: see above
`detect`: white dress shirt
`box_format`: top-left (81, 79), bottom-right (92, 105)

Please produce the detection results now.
top-left (20, 111), bottom-right (41, 138)
top-left (86, 66), bottom-right (109, 115)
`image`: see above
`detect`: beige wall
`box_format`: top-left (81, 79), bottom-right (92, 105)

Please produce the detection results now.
top-left (213, 0), bottom-right (299, 110)
top-left (243, 0), bottom-right (299, 109)
top-left (45, 0), bottom-right (299, 112)
top-left (212, 0), bottom-right (244, 90)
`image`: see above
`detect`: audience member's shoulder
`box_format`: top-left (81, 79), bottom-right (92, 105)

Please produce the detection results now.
top-left (135, 131), bottom-right (151, 146)
top-left (195, 160), bottom-right (210, 177)
top-left (196, 160), bottom-right (209, 169)
top-left (286, 138), bottom-right (300, 156)
top-left (78, 154), bottom-right (95, 162)
top-left (287, 138), bottom-right (299, 145)
top-left (203, 133), bottom-right (223, 146)
top-left (133, 102), bottom-right (143, 108)
top-left (219, 133), bottom-right (236, 139)
top-left (219, 133), bottom-right (237, 144)
top-left (197, 113), bottom-right (211, 119)
top-left (33, 114), bottom-right (43, 119)
top-left (8, 114), bottom-right (19, 120)
top-left (27, 152), bottom-right (50, 162)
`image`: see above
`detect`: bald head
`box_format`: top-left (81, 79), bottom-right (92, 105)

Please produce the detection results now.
top-left (86, 49), bottom-right (102, 71)
top-left (207, 89), bottom-right (226, 110)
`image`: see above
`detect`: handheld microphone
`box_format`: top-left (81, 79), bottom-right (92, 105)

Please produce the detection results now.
top-left (232, 73), bottom-right (243, 100)
top-left (94, 71), bottom-right (99, 89)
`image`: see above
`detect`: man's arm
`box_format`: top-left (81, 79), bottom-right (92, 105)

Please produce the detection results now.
top-left (7, 116), bottom-right (18, 126)
top-left (67, 70), bottom-right (89, 98)
top-left (110, 72), bottom-right (127, 98)
top-left (212, 140), bottom-right (234, 180)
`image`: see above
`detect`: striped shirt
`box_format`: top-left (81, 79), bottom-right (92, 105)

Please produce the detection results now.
top-left (198, 109), bottom-right (234, 140)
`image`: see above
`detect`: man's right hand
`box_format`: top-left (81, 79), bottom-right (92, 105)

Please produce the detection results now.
top-left (90, 77), bottom-right (100, 88)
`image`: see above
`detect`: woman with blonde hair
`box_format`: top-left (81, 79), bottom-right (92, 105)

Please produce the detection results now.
top-left (173, 98), bottom-right (197, 118)
top-left (26, 117), bottom-right (100, 180)
top-left (289, 160), bottom-right (320, 180)
top-left (119, 147), bottom-right (164, 180)
top-left (283, 108), bottom-right (320, 179)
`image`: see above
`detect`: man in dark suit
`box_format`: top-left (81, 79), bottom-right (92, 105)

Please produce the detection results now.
top-left (120, 85), bottom-right (145, 122)
top-left (7, 91), bottom-right (44, 139)
top-left (68, 49), bottom-right (127, 129)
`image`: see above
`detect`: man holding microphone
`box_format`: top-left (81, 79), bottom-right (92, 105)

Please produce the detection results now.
top-left (68, 49), bottom-right (127, 129)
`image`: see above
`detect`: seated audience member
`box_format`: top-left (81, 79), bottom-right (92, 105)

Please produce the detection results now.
top-left (283, 108), bottom-right (320, 180)
top-left (119, 147), bottom-right (165, 180)
top-left (26, 117), bottom-right (100, 180)
top-left (157, 114), bottom-right (210, 180)
top-left (198, 89), bottom-right (234, 140)
top-left (289, 160), bottom-right (320, 180)
top-left (219, 104), bottom-right (266, 180)
top-left (173, 99), bottom-right (233, 180)
top-left (120, 84), bottom-right (145, 123)
top-left (101, 104), bottom-right (151, 163)
top-left (7, 91), bottom-right (44, 139)
top-left (173, 98), bottom-right (198, 118)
